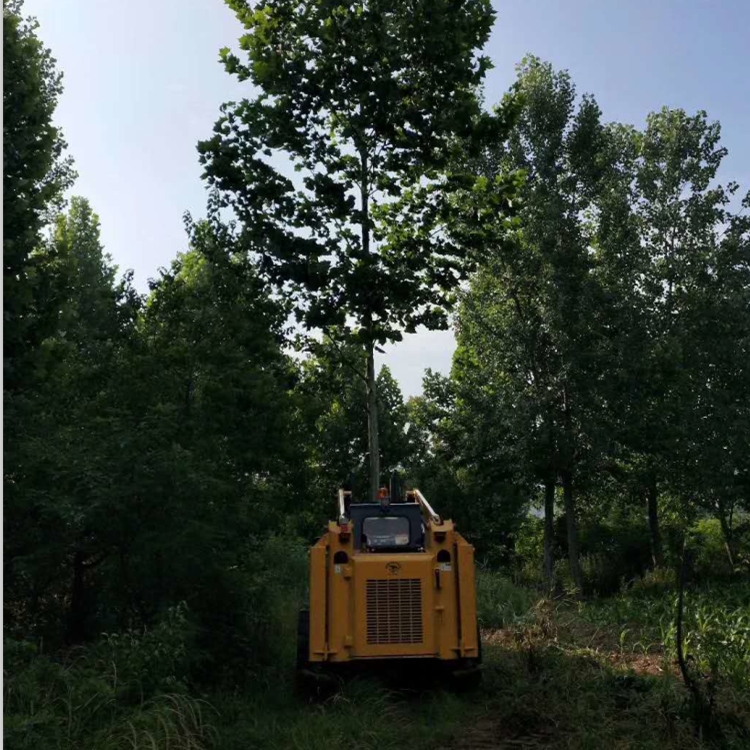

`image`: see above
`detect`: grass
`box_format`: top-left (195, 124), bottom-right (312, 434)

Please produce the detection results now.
top-left (578, 573), bottom-right (750, 692)
top-left (212, 678), bottom-right (474, 750)
top-left (476, 564), bottom-right (537, 629)
top-left (3, 604), bottom-right (217, 750)
top-left (209, 572), bottom-right (748, 749)
top-left (5, 571), bottom-right (749, 749)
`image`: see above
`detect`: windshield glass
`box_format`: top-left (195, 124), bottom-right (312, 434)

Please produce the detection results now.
top-left (362, 517), bottom-right (410, 548)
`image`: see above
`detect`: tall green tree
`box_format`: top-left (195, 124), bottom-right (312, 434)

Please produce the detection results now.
top-left (454, 58), bottom-right (614, 593)
top-left (586, 119), bottom-right (666, 565)
top-left (406, 369), bottom-right (527, 561)
top-left (594, 108), bottom-right (750, 568)
top-left (4, 198), bottom-right (138, 643)
top-left (296, 337), bottom-right (413, 512)
top-left (5, 210), bottom-right (304, 648)
top-left (296, 336), bottom-right (370, 508)
top-left (199, 0), bottom-right (517, 500)
top-left (3, 0), bottom-right (75, 386)
top-left (633, 110), bottom-right (750, 565)
top-left (110, 219), bottom-right (301, 654)
top-left (375, 365), bottom-right (414, 476)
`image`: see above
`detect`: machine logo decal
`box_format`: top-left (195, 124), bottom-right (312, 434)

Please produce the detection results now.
top-left (385, 562), bottom-right (402, 575)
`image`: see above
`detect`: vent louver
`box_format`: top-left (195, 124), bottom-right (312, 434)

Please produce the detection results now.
top-left (366, 578), bottom-right (423, 644)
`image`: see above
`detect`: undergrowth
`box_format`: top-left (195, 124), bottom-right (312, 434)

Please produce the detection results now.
top-left (579, 573), bottom-right (750, 692)
top-left (476, 565), bottom-right (537, 629)
top-left (213, 678), bottom-right (472, 750)
top-left (5, 569), bottom-right (749, 749)
top-left (3, 603), bottom-right (217, 750)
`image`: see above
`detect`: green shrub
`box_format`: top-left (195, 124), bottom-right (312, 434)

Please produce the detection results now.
top-left (2, 534), bottom-right (313, 748)
top-left (628, 566), bottom-right (677, 595)
top-left (476, 567), bottom-right (536, 629)
top-left (516, 558), bottom-right (545, 588)
top-left (514, 516), bottom-right (545, 567)
top-left (95, 601), bottom-right (197, 698)
top-left (512, 509), bottom-right (658, 593)
top-left (3, 604), bottom-right (215, 750)
top-left (577, 512), bottom-right (652, 590)
top-left (691, 517), bottom-right (734, 579)
top-left (191, 534), bottom-right (309, 686)
top-left (577, 553), bottom-right (616, 595)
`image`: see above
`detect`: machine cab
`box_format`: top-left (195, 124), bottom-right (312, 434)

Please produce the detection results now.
top-left (349, 503), bottom-right (425, 552)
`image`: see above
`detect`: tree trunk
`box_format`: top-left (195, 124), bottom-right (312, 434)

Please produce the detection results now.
top-left (717, 501), bottom-right (736, 569)
top-left (646, 477), bottom-right (665, 568)
top-left (359, 146), bottom-right (380, 502)
top-left (561, 468), bottom-right (583, 597)
top-left (366, 342), bottom-right (381, 502)
top-left (67, 550), bottom-right (86, 643)
top-left (543, 475), bottom-right (555, 592)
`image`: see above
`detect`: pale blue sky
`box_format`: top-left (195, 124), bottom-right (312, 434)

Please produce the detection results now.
top-left (24, 0), bottom-right (750, 396)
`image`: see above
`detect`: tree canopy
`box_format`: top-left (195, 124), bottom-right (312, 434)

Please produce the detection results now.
top-left (199, 0), bottom-right (519, 498)
top-left (3, 0), bottom-right (75, 387)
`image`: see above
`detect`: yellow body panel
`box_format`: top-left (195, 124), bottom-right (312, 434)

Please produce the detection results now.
top-left (307, 506), bottom-right (479, 663)
top-left (456, 538), bottom-right (479, 657)
top-left (309, 539), bottom-right (328, 659)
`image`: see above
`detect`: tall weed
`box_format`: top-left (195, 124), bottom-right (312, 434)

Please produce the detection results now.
top-left (3, 604), bottom-right (212, 750)
top-left (476, 567), bottom-right (536, 629)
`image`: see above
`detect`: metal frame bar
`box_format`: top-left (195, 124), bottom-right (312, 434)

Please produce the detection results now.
top-left (413, 489), bottom-right (442, 526)
top-left (338, 489), bottom-right (351, 523)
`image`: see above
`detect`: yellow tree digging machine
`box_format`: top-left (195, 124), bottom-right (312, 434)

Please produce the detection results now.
top-left (297, 477), bottom-right (481, 686)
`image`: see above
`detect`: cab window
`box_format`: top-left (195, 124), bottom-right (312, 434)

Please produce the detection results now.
top-left (362, 516), bottom-right (410, 549)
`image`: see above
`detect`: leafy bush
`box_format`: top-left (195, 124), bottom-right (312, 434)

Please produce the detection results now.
top-left (201, 536), bottom-right (308, 684)
top-left (513, 516), bottom-right (546, 585)
top-left (193, 535), bottom-right (308, 686)
top-left (512, 510), bottom-right (654, 593)
top-left (628, 566), bottom-right (677, 594)
top-left (476, 567), bottom-right (536, 629)
top-left (3, 604), bottom-right (215, 750)
top-left (580, 552), bottom-right (634, 595)
top-left (691, 518), bottom-right (734, 579)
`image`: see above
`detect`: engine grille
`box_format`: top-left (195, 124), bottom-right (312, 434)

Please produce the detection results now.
top-left (366, 578), bottom-right (423, 644)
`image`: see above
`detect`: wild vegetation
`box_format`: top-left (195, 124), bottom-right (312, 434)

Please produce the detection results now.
top-left (4, 0), bottom-right (749, 748)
